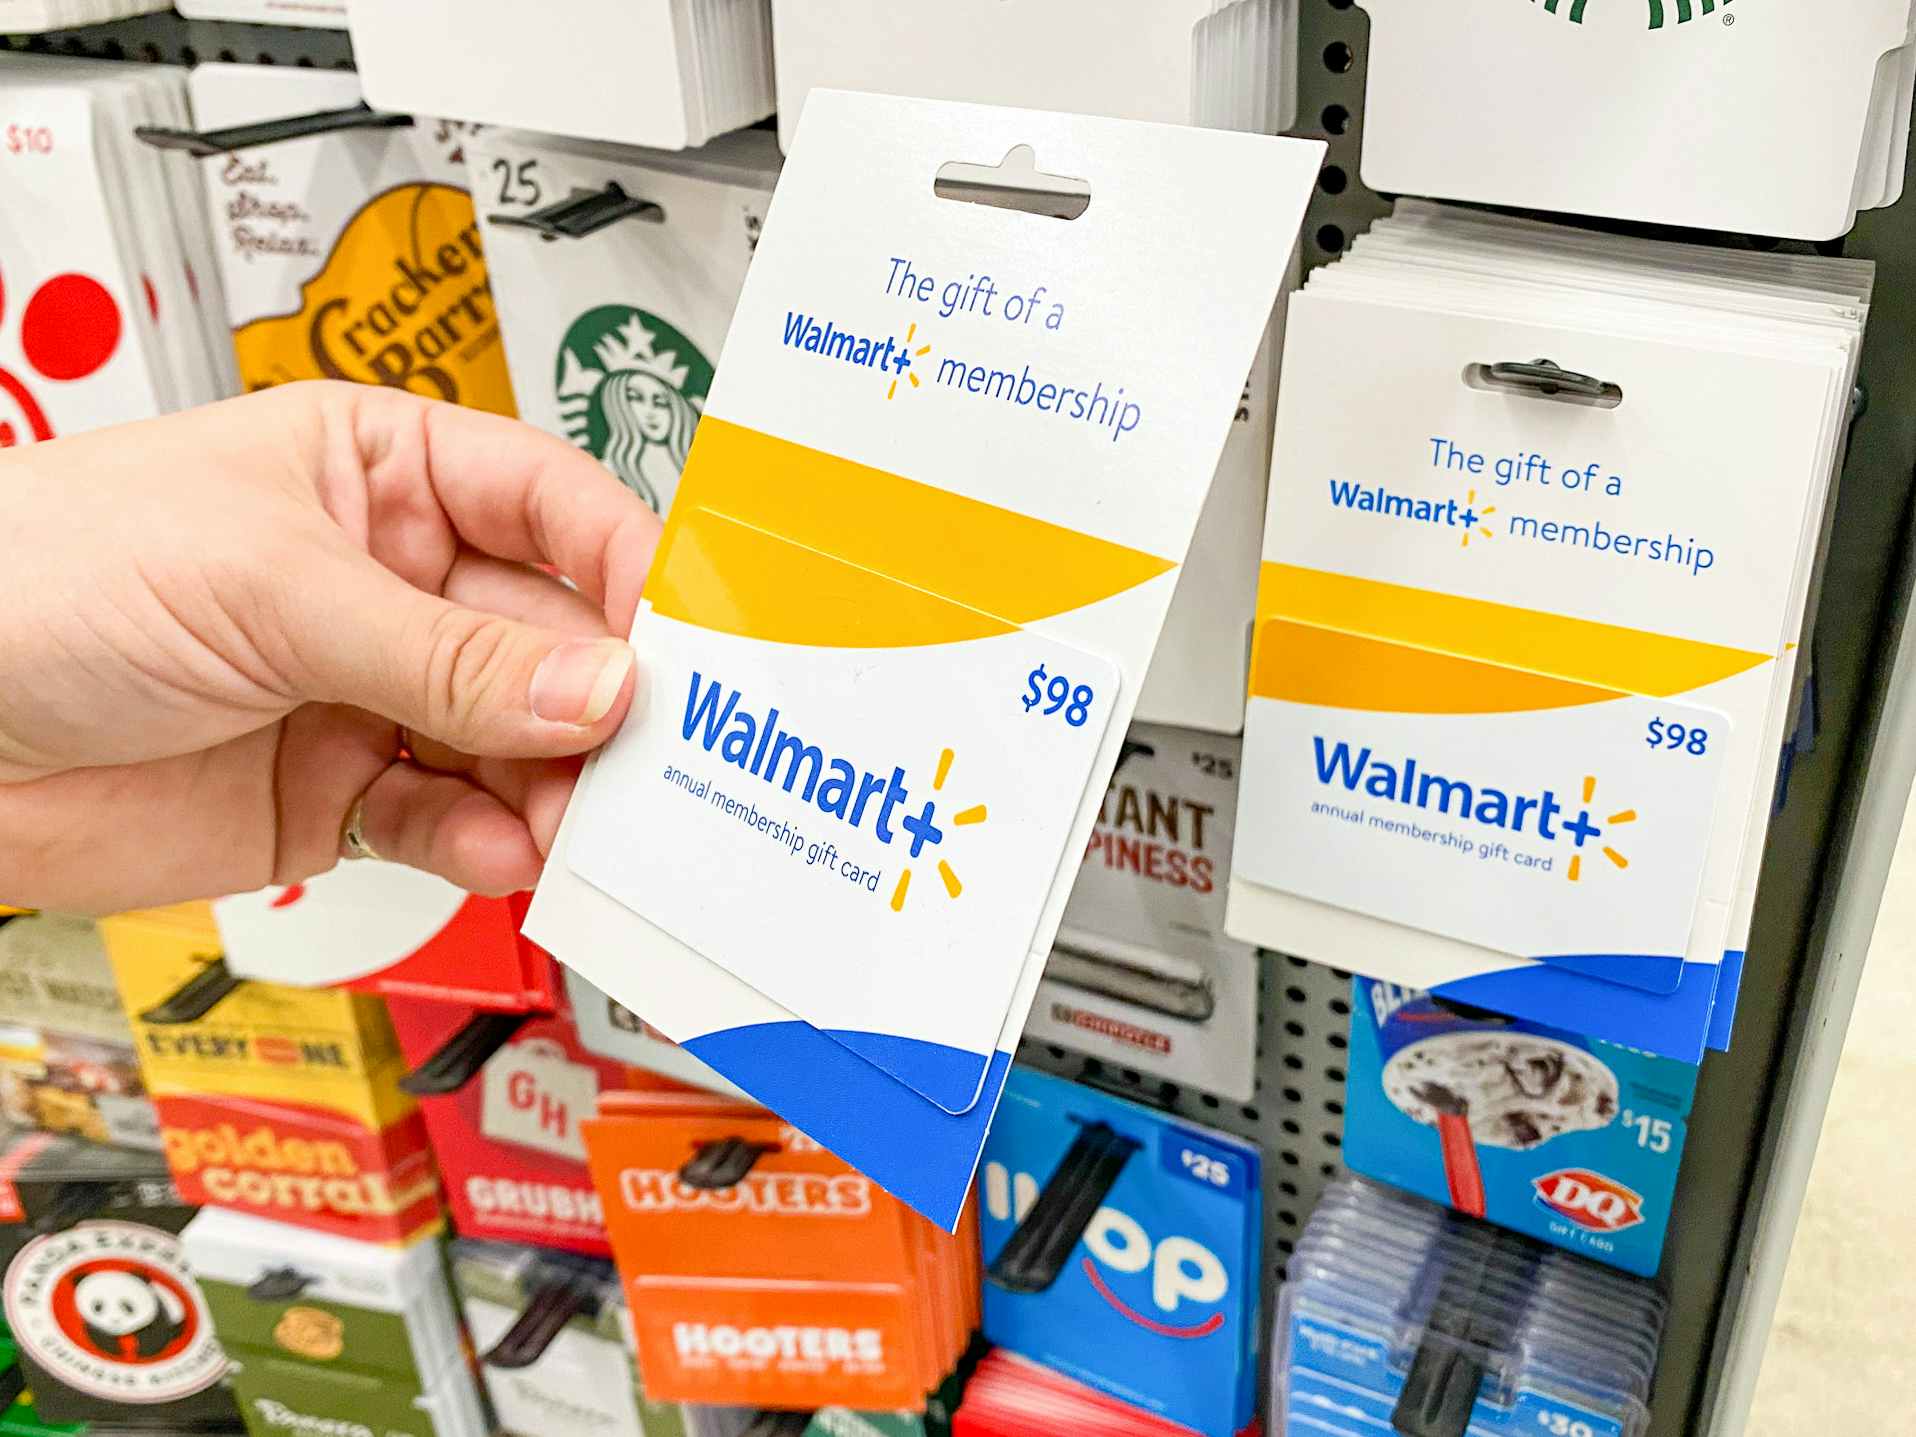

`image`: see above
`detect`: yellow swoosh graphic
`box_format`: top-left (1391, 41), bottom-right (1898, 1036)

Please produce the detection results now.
top-left (648, 419), bottom-right (1176, 647)
top-left (1254, 564), bottom-right (1772, 715)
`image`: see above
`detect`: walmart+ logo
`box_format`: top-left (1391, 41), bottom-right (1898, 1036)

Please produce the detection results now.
top-left (680, 673), bottom-right (989, 912)
top-left (1530, 0), bottom-right (1735, 27)
top-left (1311, 740), bottom-right (1638, 884)
top-left (780, 311), bottom-right (933, 401)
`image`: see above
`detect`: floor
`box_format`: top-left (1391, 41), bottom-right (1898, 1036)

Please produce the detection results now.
top-left (1746, 786), bottom-right (1916, 1433)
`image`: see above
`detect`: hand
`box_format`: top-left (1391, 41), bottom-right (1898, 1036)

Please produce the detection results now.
top-left (0, 382), bottom-right (662, 913)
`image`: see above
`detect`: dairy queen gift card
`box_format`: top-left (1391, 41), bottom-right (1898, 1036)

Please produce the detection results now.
top-left (528, 91), bottom-right (1325, 1227)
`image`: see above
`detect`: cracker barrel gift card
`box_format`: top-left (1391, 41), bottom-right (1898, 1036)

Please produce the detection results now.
top-left (188, 63), bottom-right (515, 414)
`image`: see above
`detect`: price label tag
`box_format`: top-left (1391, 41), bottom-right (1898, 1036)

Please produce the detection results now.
top-left (480, 1038), bottom-right (599, 1161)
top-left (1160, 1126), bottom-right (1252, 1200)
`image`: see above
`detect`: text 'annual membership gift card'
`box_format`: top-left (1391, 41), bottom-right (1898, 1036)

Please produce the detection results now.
top-left (529, 90), bottom-right (1325, 1227)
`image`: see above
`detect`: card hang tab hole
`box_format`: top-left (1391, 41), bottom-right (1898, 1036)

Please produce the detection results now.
top-left (1463, 359), bottom-right (1623, 409)
top-left (934, 144), bottom-right (1091, 220)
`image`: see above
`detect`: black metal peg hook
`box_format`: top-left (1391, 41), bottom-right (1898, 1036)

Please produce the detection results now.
top-left (139, 956), bottom-right (245, 1025)
top-left (986, 1120), bottom-right (1140, 1295)
top-left (1470, 358), bottom-right (1623, 407)
top-left (481, 1273), bottom-right (596, 1370)
top-left (247, 1267), bottom-right (317, 1303)
top-left (491, 184), bottom-right (665, 242)
top-left (678, 1136), bottom-right (779, 1190)
top-left (134, 104), bottom-right (413, 158)
top-left (398, 1009), bottom-right (534, 1098)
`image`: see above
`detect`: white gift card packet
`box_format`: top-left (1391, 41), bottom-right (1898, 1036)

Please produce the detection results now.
top-left (528, 91), bottom-right (1324, 1226)
top-left (347, 0), bottom-right (774, 150)
top-left (1225, 202), bottom-right (1872, 1062)
top-left (1358, 0), bottom-right (1915, 239)
top-left (1027, 724), bottom-right (1263, 1102)
top-left (772, 0), bottom-right (1298, 152)
top-left (0, 0), bottom-right (164, 30)
top-left (175, 0), bottom-right (345, 25)
top-left (469, 128), bottom-right (780, 519)
top-left (0, 57), bottom-right (232, 449)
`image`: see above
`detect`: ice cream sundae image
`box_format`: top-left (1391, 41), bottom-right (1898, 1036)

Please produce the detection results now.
top-left (1383, 1033), bottom-right (1620, 1149)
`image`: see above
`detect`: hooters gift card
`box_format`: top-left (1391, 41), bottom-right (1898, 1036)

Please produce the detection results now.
top-left (214, 860), bottom-right (551, 1010)
top-left (584, 1090), bottom-right (977, 1411)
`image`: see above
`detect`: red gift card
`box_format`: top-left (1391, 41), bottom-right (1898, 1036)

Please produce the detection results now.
top-left (388, 995), bottom-right (658, 1256)
top-left (154, 1091), bottom-right (438, 1243)
top-left (214, 864), bottom-right (557, 1010)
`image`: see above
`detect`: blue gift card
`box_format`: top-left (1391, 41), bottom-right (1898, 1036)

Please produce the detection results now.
top-left (980, 1066), bottom-right (1261, 1437)
top-left (1343, 980), bottom-right (1698, 1277)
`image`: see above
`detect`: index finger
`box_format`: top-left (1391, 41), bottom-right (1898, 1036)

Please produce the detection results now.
top-left (325, 383), bottom-right (664, 634)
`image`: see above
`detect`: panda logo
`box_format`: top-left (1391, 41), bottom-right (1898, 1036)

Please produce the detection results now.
top-left (4, 1222), bottom-right (226, 1402)
top-left (72, 1265), bottom-right (188, 1360)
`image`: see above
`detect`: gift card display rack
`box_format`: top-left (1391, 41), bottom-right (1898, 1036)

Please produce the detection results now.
top-left (7, 5), bottom-right (1916, 1436)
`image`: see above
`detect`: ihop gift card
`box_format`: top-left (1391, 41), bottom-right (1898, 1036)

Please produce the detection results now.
top-left (1343, 980), bottom-right (1698, 1277)
top-left (980, 1067), bottom-right (1260, 1437)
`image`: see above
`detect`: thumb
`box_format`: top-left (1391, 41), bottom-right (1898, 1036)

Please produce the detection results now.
top-left (295, 552), bottom-right (637, 758)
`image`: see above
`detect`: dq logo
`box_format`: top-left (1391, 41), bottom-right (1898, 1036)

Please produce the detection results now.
top-left (1532, 0), bottom-right (1736, 27)
top-left (1533, 1168), bottom-right (1646, 1232)
top-left (982, 1161), bottom-right (1229, 1338)
top-left (0, 263), bottom-right (125, 447)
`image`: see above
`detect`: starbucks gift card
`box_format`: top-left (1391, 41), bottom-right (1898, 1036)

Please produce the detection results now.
top-left (188, 64), bottom-right (516, 415)
top-left (1358, 0), bottom-right (1916, 238)
top-left (470, 127), bottom-right (780, 518)
top-left (347, 0), bottom-right (775, 150)
top-left (1225, 202), bottom-right (1872, 1060)
top-left (526, 91), bottom-right (1325, 1228)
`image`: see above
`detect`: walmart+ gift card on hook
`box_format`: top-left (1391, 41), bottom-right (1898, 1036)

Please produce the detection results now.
top-left (528, 90), bottom-right (1325, 1225)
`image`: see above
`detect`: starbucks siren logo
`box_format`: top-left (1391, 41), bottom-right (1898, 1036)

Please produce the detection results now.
top-left (1530, 0), bottom-right (1735, 27)
top-left (556, 305), bottom-right (714, 515)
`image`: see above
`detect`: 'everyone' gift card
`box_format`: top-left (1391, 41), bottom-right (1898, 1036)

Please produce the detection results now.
top-left (528, 90), bottom-right (1323, 1229)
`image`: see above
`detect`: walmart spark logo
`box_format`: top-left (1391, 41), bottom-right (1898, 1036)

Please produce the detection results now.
top-left (889, 746), bottom-right (988, 913)
top-left (780, 311), bottom-right (933, 400)
top-left (679, 674), bottom-right (989, 908)
top-left (1310, 739), bottom-right (1640, 882)
top-left (1564, 774), bottom-right (1635, 883)
top-left (1530, 0), bottom-right (1735, 26)
top-left (1460, 488), bottom-right (1497, 550)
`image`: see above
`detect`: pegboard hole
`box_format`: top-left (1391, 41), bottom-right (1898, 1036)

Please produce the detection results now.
top-left (1319, 165), bottom-right (1349, 196)
top-left (1285, 986), bottom-right (1308, 1004)
top-left (1281, 1120), bottom-right (1301, 1136)
top-left (1323, 41), bottom-right (1354, 73)
top-left (1282, 1087), bottom-right (1303, 1104)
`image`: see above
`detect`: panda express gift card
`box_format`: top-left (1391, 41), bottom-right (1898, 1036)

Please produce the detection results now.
top-left (526, 91), bottom-right (1325, 1228)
